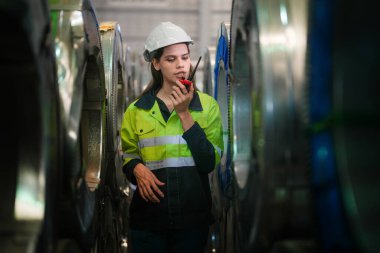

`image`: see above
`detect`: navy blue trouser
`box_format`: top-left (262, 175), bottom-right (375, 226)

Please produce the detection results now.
top-left (129, 225), bottom-right (209, 253)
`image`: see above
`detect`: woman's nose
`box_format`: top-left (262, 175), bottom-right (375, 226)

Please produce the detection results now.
top-left (176, 58), bottom-right (184, 68)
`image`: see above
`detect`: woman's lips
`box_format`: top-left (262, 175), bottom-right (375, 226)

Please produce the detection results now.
top-left (175, 72), bottom-right (186, 79)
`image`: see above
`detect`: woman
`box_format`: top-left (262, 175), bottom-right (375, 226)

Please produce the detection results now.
top-left (121, 21), bottom-right (223, 253)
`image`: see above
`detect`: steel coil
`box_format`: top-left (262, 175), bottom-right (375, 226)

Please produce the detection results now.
top-left (50, 0), bottom-right (107, 250)
top-left (229, 0), bottom-right (315, 252)
top-left (98, 21), bottom-right (129, 253)
top-left (228, 1), bottom-right (259, 252)
top-left (0, 0), bottom-right (60, 252)
top-left (100, 21), bottom-right (126, 172)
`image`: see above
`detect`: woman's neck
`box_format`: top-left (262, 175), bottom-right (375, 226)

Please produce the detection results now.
top-left (156, 82), bottom-right (174, 112)
top-left (157, 81), bottom-right (172, 97)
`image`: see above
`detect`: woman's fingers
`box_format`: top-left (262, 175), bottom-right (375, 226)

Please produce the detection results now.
top-left (141, 182), bottom-right (161, 202)
top-left (171, 85), bottom-right (191, 107)
top-left (148, 189), bottom-right (161, 203)
top-left (134, 164), bottom-right (165, 203)
top-left (151, 180), bottom-right (165, 198)
top-left (137, 176), bottom-right (158, 202)
top-left (138, 184), bottom-right (149, 202)
top-left (171, 87), bottom-right (182, 101)
top-left (146, 171), bottom-right (165, 200)
top-left (154, 177), bottom-right (166, 186)
top-left (177, 79), bottom-right (193, 94)
top-left (178, 81), bottom-right (189, 94)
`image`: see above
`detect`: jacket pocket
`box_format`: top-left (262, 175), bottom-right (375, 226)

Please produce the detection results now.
top-left (135, 120), bottom-right (157, 162)
top-left (136, 123), bottom-right (154, 138)
top-left (135, 119), bottom-right (155, 137)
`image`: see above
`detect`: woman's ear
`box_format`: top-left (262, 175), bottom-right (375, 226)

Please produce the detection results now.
top-left (152, 59), bottom-right (160, 71)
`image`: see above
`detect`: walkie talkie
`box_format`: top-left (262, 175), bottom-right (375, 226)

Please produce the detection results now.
top-left (179, 56), bottom-right (202, 92)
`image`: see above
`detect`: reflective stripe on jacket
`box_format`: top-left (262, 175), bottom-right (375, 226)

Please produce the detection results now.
top-left (121, 91), bottom-right (223, 172)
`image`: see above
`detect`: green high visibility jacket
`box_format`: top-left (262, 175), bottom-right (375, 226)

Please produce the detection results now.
top-left (121, 89), bottom-right (223, 229)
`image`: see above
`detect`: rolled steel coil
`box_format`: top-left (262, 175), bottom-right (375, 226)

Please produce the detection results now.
top-left (229, 0), bottom-right (315, 252)
top-left (98, 21), bottom-right (129, 253)
top-left (50, 0), bottom-right (107, 250)
top-left (228, 0), bottom-right (380, 253)
top-left (0, 0), bottom-right (60, 252)
top-left (100, 21), bottom-right (126, 173)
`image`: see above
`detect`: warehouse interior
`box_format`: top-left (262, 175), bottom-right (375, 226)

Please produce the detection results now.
top-left (0, 0), bottom-right (379, 253)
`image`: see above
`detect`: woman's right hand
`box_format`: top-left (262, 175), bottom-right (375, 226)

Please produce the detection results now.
top-left (133, 163), bottom-right (165, 203)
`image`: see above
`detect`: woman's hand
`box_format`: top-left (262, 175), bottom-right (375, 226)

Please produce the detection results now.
top-left (133, 163), bottom-right (165, 203)
top-left (169, 80), bottom-right (195, 131)
top-left (169, 80), bottom-right (194, 114)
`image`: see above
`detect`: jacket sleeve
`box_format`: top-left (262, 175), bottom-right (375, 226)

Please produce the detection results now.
top-left (121, 104), bottom-right (142, 183)
top-left (183, 97), bottom-right (224, 174)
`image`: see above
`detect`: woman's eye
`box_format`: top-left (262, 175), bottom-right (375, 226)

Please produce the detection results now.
top-left (167, 58), bottom-right (175, 62)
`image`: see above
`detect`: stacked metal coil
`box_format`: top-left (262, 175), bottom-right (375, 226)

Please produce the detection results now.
top-left (228, 0), bottom-right (315, 251)
top-left (0, 0), bottom-right (60, 252)
top-left (98, 21), bottom-right (129, 253)
top-left (49, 0), bottom-right (108, 250)
top-left (214, 0), bottom-right (380, 253)
top-left (1, 0), bottom-right (131, 252)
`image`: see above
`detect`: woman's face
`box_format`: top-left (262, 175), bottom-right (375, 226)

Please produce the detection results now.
top-left (153, 43), bottom-right (191, 86)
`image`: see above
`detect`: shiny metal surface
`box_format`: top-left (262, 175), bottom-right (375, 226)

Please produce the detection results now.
top-left (100, 21), bottom-right (126, 170)
top-left (51, 9), bottom-right (85, 159)
top-left (50, 0), bottom-right (107, 249)
top-left (202, 46), bottom-right (216, 96)
top-left (229, 0), bottom-right (314, 252)
top-left (255, 0), bottom-right (311, 232)
top-left (124, 45), bottom-right (135, 105)
top-left (99, 25), bottom-right (131, 247)
top-left (229, 1), bottom-right (260, 251)
top-left (77, 1), bottom-right (107, 248)
top-left (133, 54), bottom-right (150, 97)
top-left (0, 0), bottom-right (60, 252)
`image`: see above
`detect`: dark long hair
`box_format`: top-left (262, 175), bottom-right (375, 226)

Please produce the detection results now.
top-left (139, 44), bottom-right (197, 98)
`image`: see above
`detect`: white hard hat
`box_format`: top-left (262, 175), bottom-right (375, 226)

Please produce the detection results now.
top-left (143, 22), bottom-right (193, 62)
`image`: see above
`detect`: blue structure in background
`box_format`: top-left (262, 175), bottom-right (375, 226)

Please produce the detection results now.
top-left (309, 0), bottom-right (353, 252)
top-left (213, 26), bottom-right (232, 198)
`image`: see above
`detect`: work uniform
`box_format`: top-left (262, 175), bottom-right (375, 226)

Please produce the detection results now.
top-left (121, 88), bottom-right (223, 231)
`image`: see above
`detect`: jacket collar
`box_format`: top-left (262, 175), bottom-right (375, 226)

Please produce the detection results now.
top-left (135, 88), bottom-right (203, 111)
